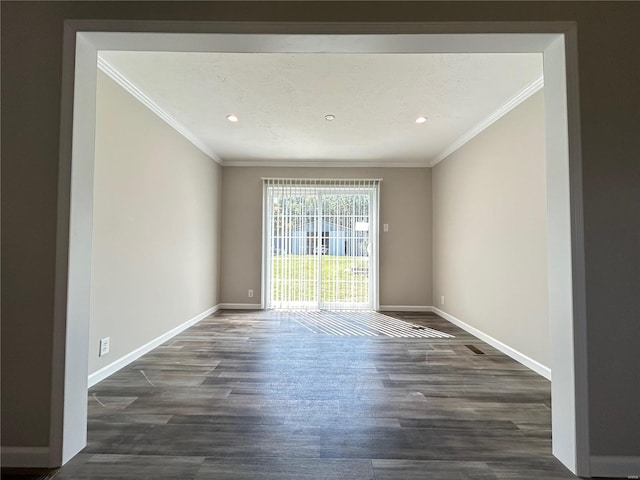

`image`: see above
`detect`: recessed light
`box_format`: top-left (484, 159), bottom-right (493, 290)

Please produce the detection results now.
top-left (324, 114), bottom-right (335, 121)
top-left (415, 116), bottom-right (428, 124)
top-left (226, 114), bottom-right (239, 122)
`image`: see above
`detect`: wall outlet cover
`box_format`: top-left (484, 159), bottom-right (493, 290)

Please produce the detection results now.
top-left (99, 337), bottom-right (110, 357)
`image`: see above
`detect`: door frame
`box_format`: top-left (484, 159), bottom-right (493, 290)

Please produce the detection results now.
top-left (53, 21), bottom-right (588, 476)
top-left (262, 181), bottom-right (379, 311)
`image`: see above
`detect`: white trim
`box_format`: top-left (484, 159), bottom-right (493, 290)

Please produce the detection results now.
top-left (87, 305), bottom-right (219, 388)
top-left (378, 305), bottom-right (434, 312)
top-left (97, 48), bottom-right (546, 171)
top-left (261, 181), bottom-right (270, 310)
top-left (591, 456), bottom-right (640, 478)
top-left (50, 30), bottom-right (98, 466)
top-left (96, 56), bottom-right (222, 165)
top-left (561, 26), bottom-right (590, 477)
top-left (261, 177), bottom-right (384, 182)
top-left (432, 307), bottom-right (551, 380)
top-left (430, 75), bottom-right (544, 166)
top-left (55, 23), bottom-right (582, 474)
top-left (262, 180), bottom-right (380, 311)
top-left (372, 182), bottom-right (381, 311)
top-left (218, 303), bottom-right (263, 310)
top-left (1, 447), bottom-right (51, 468)
top-left (226, 160), bottom-right (429, 168)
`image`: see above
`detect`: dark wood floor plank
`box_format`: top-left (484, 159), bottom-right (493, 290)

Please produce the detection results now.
top-left (55, 453), bottom-right (205, 480)
top-left (371, 459), bottom-right (497, 480)
top-left (195, 457), bottom-right (375, 480)
top-left (44, 310), bottom-right (581, 479)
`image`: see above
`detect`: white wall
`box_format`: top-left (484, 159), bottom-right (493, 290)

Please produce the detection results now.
top-left (432, 91), bottom-right (549, 368)
top-left (88, 71), bottom-right (222, 375)
top-left (220, 166), bottom-right (432, 309)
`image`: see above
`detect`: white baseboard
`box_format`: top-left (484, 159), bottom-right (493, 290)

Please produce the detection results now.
top-left (87, 305), bottom-right (219, 387)
top-left (1, 446), bottom-right (51, 468)
top-left (378, 305), bottom-right (434, 312)
top-left (218, 303), bottom-right (263, 310)
top-left (591, 455), bottom-right (640, 478)
top-left (432, 307), bottom-right (552, 380)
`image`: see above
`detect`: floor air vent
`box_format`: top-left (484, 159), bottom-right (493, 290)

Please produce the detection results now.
top-left (465, 344), bottom-right (485, 355)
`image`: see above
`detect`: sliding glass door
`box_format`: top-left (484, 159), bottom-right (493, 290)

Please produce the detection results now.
top-left (263, 179), bottom-right (379, 310)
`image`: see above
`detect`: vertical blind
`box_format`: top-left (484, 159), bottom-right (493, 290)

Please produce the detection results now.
top-left (263, 178), bottom-right (380, 310)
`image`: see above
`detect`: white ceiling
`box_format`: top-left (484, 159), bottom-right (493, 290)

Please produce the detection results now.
top-left (98, 51), bottom-right (543, 166)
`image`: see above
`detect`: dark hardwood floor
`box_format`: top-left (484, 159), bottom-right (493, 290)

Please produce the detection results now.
top-left (7, 310), bottom-right (585, 479)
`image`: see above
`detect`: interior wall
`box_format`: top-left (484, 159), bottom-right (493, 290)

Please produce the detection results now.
top-left (88, 71), bottom-right (222, 375)
top-left (220, 167), bottom-right (432, 308)
top-left (433, 91), bottom-right (549, 367)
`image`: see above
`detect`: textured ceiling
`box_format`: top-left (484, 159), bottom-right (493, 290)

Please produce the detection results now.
top-left (98, 51), bottom-right (543, 166)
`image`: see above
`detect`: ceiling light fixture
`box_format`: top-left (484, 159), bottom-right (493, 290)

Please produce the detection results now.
top-left (226, 114), bottom-right (239, 122)
top-left (415, 116), bottom-right (428, 124)
top-left (324, 114), bottom-right (335, 121)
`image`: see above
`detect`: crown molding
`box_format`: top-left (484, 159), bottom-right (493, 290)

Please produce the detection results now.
top-left (98, 54), bottom-right (541, 170)
top-left (223, 159), bottom-right (430, 168)
top-left (97, 56), bottom-right (223, 165)
top-left (430, 75), bottom-right (544, 167)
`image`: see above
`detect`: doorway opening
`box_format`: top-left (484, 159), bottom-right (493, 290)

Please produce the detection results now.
top-left (264, 179), bottom-right (379, 310)
top-left (53, 22), bottom-right (587, 476)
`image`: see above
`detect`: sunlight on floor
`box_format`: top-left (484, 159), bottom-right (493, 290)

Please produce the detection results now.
top-left (283, 310), bottom-right (454, 338)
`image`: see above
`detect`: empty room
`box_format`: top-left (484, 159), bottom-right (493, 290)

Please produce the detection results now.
top-left (2, 4), bottom-right (638, 480)
top-left (3, 31), bottom-right (584, 479)
top-left (80, 47), bottom-right (553, 480)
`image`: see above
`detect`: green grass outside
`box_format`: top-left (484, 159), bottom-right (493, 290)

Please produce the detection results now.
top-left (272, 254), bottom-right (369, 303)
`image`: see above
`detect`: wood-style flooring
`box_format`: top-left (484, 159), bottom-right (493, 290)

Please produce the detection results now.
top-left (7, 310), bottom-right (585, 479)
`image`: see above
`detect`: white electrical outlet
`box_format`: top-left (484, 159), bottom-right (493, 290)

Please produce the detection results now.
top-left (248, 289), bottom-right (254, 298)
top-left (441, 295), bottom-right (445, 305)
top-left (383, 224), bottom-right (389, 232)
top-left (99, 337), bottom-right (110, 357)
